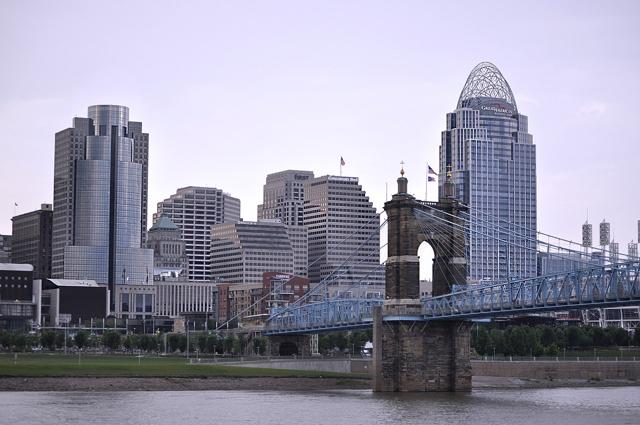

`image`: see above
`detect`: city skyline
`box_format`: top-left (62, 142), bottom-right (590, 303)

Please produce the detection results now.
top-left (1, 0), bottom-right (639, 248)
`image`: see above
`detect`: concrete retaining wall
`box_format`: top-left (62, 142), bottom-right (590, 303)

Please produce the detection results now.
top-left (226, 358), bottom-right (640, 381)
top-left (229, 358), bottom-right (360, 374)
top-left (471, 360), bottom-right (640, 380)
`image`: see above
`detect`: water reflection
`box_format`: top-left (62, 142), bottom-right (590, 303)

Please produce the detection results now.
top-left (1, 387), bottom-right (639, 425)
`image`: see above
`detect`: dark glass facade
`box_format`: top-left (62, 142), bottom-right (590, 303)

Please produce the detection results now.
top-left (439, 63), bottom-right (537, 282)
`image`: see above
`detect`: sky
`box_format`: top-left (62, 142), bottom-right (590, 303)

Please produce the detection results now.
top-left (1, 0), bottom-right (639, 252)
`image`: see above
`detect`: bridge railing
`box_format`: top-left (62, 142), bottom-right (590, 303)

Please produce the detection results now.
top-left (264, 298), bottom-right (383, 335)
top-left (423, 261), bottom-right (640, 318)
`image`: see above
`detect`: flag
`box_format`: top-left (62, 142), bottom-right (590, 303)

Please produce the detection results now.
top-left (428, 165), bottom-right (437, 175)
top-left (428, 176), bottom-right (436, 182)
top-left (340, 157), bottom-right (345, 166)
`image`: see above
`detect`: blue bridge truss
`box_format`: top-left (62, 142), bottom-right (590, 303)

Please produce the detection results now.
top-left (264, 261), bottom-right (640, 335)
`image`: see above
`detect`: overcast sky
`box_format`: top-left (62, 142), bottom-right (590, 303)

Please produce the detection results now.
top-left (1, 0), bottom-right (639, 252)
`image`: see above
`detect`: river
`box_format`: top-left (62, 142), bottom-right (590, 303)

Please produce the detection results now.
top-left (1, 387), bottom-right (639, 425)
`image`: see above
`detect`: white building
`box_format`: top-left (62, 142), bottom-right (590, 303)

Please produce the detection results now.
top-left (154, 187), bottom-right (241, 281)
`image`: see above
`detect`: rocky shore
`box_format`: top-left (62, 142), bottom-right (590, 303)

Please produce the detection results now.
top-left (0, 376), bottom-right (637, 392)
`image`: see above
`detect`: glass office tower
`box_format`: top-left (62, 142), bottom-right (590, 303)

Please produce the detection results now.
top-left (439, 62), bottom-right (537, 282)
top-left (58, 105), bottom-right (153, 294)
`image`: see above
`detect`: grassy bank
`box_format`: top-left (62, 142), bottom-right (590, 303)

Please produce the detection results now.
top-left (0, 353), bottom-right (358, 379)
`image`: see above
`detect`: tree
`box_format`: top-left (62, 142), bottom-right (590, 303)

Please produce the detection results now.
top-left (74, 331), bottom-right (88, 349)
top-left (0, 331), bottom-right (11, 350)
top-left (177, 335), bottom-right (187, 352)
top-left (123, 335), bottom-right (135, 352)
top-left (590, 326), bottom-right (609, 347)
top-left (55, 332), bottom-right (66, 349)
top-left (40, 331), bottom-right (56, 351)
top-left (609, 327), bottom-right (630, 346)
top-left (206, 335), bottom-right (218, 354)
top-left (102, 331), bottom-right (121, 350)
top-left (252, 337), bottom-right (266, 355)
top-left (540, 326), bottom-right (557, 347)
top-left (473, 328), bottom-right (489, 356)
top-left (11, 333), bottom-right (28, 352)
top-left (487, 329), bottom-right (505, 356)
top-left (634, 326), bottom-right (640, 347)
top-left (168, 334), bottom-right (180, 352)
top-left (566, 326), bottom-right (582, 348)
top-left (545, 343), bottom-right (559, 356)
top-left (233, 335), bottom-right (246, 355)
top-left (197, 334), bottom-right (208, 353)
top-left (139, 335), bottom-right (158, 352)
top-left (223, 336), bottom-right (234, 354)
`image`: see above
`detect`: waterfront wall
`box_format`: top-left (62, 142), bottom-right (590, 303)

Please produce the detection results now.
top-left (472, 360), bottom-right (640, 380)
top-left (228, 358), bottom-right (371, 374)
top-left (228, 358), bottom-right (640, 381)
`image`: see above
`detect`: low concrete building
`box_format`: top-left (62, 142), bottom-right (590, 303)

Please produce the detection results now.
top-left (0, 263), bottom-right (36, 331)
top-left (36, 279), bottom-right (109, 327)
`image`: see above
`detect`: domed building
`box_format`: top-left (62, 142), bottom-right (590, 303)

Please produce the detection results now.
top-left (439, 62), bottom-right (537, 282)
top-left (146, 215), bottom-right (189, 279)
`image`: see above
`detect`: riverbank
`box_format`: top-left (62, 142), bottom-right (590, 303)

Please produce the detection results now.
top-left (0, 376), bottom-right (638, 391)
top-left (0, 376), bottom-right (370, 391)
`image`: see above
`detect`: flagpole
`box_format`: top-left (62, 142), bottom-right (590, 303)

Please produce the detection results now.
top-left (425, 163), bottom-right (428, 201)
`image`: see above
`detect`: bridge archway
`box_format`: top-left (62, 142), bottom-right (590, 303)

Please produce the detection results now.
top-left (278, 341), bottom-right (298, 356)
top-left (417, 241), bottom-right (434, 295)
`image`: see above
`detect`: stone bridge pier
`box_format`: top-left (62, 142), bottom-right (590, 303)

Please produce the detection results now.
top-left (372, 170), bottom-right (471, 392)
top-left (267, 334), bottom-right (312, 357)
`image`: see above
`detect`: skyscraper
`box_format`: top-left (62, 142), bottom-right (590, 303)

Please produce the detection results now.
top-left (52, 105), bottom-right (150, 280)
top-left (257, 170), bottom-right (314, 226)
top-left (304, 175), bottom-right (382, 286)
top-left (11, 204), bottom-right (53, 279)
top-left (439, 62), bottom-right (537, 281)
top-left (154, 187), bottom-right (241, 281)
top-left (52, 105), bottom-right (153, 294)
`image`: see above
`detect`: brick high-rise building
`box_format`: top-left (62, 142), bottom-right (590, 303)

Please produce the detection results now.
top-left (11, 204), bottom-right (53, 279)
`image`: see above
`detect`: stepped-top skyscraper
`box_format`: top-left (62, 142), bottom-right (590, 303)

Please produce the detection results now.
top-left (439, 62), bottom-right (537, 281)
top-left (52, 105), bottom-right (153, 295)
top-left (304, 175), bottom-right (382, 287)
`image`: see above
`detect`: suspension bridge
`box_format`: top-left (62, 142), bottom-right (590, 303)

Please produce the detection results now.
top-left (257, 171), bottom-right (639, 391)
top-left (264, 182), bottom-right (640, 336)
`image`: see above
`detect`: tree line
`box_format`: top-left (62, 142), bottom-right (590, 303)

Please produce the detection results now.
top-left (0, 330), bottom-right (267, 355)
top-left (472, 324), bottom-right (640, 357)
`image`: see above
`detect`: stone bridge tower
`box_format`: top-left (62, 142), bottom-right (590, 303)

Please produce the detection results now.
top-left (372, 169), bottom-right (471, 392)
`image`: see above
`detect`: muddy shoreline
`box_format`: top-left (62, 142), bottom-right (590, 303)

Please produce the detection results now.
top-left (0, 376), bottom-right (638, 392)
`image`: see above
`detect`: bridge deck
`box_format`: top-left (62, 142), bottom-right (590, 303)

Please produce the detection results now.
top-left (265, 261), bottom-right (640, 335)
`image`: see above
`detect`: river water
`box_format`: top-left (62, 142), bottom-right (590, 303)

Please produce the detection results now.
top-left (1, 387), bottom-right (639, 425)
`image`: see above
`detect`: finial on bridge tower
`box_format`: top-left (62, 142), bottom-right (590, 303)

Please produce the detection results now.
top-left (444, 165), bottom-right (456, 199)
top-left (397, 160), bottom-right (408, 194)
